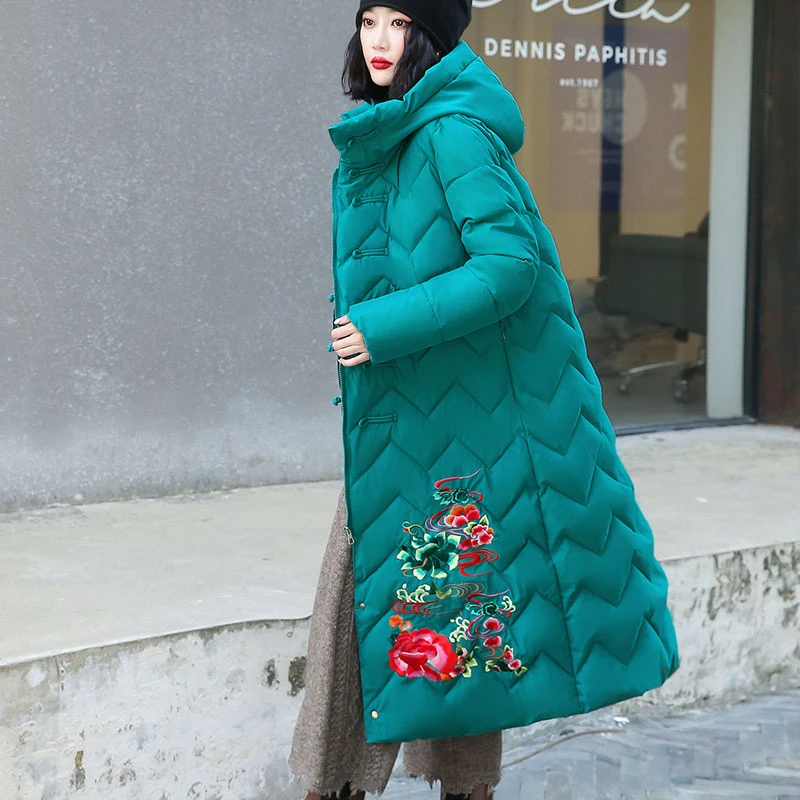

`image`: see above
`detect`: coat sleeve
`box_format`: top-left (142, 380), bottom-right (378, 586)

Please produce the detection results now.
top-left (346, 115), bottom-right (540, 365)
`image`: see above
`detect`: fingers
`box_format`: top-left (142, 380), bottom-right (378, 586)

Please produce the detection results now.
top-left (335, 343), bottom-right (365, 358)
top-left (330, 314), bottom-right (370, 367)
top-left (340, 351), bottom-right (371, 367)
top-left (334, 337), bottom-right (372, 363)
top-left (331, 331), bottom-right (364, 351)
top-left (331, 322), bottom-right (357, 340)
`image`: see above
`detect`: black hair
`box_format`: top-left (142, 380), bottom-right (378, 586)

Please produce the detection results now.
top-left (342, 22), bottom-right (441, 103)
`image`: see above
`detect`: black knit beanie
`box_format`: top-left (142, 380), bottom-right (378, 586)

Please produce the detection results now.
top-left (357, 0), bottom-right (472, 55)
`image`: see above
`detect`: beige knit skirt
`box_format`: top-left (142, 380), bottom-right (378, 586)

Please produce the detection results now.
top-left (288, 491), bottom-right (503, 797)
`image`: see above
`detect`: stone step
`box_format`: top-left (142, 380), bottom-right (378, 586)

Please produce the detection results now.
top-left (1, 425), bottom-right (798, 799)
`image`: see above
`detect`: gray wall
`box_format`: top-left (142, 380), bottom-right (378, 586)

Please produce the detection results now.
top-left (0, 1), bottom-right (354, 510)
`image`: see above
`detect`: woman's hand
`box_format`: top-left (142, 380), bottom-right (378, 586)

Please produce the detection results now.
top-left (331, 315), bottom-right (371, 367)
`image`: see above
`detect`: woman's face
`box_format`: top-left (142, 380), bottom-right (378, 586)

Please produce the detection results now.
top-left (360, 6), bottom-right (412, 87)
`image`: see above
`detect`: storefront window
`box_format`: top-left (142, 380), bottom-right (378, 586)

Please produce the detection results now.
top-left (465, 0), bottom-right (716, 428)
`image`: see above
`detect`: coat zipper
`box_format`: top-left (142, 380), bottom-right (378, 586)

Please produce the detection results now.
top-left (331, 168), bottom-right (354, 545)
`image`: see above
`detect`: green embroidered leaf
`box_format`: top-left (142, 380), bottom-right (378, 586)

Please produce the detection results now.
top-left (429, 580), bottom-right (453, 599)
top-left (433, 490), bottom-right (452, 505)
top-left (396, 527), bottom-right (461, 581)
top-left (433, 487), bottom-right (472, 506)
top-left (453, 644), bottom-right (479, 678)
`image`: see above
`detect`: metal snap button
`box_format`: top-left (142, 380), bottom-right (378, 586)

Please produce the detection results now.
top-left (371, 711), bottom-right (379, 719)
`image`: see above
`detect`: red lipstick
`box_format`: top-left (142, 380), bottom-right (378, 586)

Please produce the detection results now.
top-left (371, 57), bottom-right (393, 70)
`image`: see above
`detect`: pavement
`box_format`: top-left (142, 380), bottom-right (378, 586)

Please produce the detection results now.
top-left (383, 690), bottom-right (800, 800)
top-left (0, 424), bottom-right (797, 666)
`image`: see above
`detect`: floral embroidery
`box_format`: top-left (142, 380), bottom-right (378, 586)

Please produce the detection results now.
top-left (388, 623), bottom-right (459, 681)
top-left (387, 471), bottom-right (527, 682)
top-left (397, 526), bottom-right (460, 581)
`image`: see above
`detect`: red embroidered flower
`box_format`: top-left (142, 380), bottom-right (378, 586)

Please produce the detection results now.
top-left (484, 617), bottom-right (502, 631)
top-left (389, 628), bottom-right (459, 681)
top-left (503, 650), bottom-right (514, 662)
top-left (457, 537), bottom-right (474, 551)
top-left (484, 635), bottom-right (503, 649)
top-left (444, 504), bottom-right (480, 528)
top-left (508, 658), bottom-right (522, 671)
top-left (455, 520), bottom-right (495, 551)
top-left (473, 524), bottom-right (495, 546)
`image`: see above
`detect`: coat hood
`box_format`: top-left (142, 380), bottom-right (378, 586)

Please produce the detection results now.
top-left (329, 42), bottom-right (524, 168)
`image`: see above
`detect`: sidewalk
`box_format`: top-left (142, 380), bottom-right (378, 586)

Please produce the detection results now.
top-left (385, 690), bottom-right (800, 799)
top-left (1, 424), bottom-right (797, 666)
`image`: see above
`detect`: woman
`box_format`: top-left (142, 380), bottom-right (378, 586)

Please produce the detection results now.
top-left (289, 2), bottom-right (680, 798)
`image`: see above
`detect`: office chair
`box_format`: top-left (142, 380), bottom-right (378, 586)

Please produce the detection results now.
top-left (594, 215), bottom-right (708, 403)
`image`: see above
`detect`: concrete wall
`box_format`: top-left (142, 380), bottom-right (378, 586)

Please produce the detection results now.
top-left (0, 1), bottom-right (354, 511)
top-left (2, 541), bottom-right (798, 800)
top-left (0, 621), bottom-right (310, 800)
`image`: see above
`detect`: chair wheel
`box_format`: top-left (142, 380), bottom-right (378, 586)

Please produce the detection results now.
top-left (673, 378), bottom-right (691, 403)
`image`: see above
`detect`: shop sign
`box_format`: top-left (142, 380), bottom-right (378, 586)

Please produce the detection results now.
top-left (473, 0), bottom-right (692, 25)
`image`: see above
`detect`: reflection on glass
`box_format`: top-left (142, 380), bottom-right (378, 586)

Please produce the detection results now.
top-left (464, 0), bottom-right (713, 427)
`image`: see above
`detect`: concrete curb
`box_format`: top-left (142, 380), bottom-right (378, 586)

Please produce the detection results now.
top-left (3, 539), bottom-right (798, 800)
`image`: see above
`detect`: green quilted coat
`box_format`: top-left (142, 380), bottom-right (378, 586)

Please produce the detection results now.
top-left (328, 41), bottom-right (679, 745)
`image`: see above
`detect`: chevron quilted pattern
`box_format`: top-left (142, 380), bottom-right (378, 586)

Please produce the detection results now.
top-left (328, 42), bottom-right (679, 745)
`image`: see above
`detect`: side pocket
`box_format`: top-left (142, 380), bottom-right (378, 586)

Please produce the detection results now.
top-left (357, 413), bottom-right (398, 428)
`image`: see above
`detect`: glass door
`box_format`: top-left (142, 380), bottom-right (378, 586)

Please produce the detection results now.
top-left (465, 0), bottom-right (735, 428)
